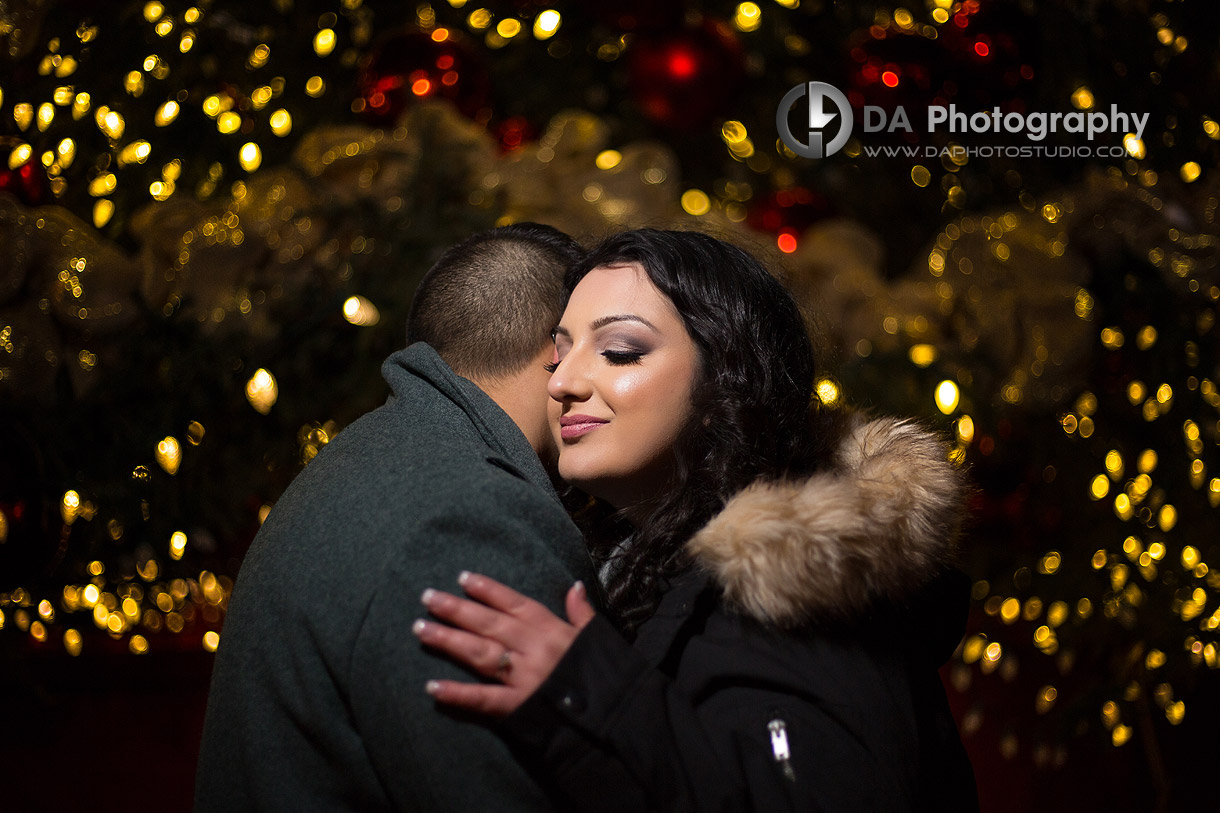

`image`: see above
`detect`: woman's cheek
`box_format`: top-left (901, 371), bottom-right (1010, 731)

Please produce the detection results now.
top-left (609, 368), bottom-right (649, 400)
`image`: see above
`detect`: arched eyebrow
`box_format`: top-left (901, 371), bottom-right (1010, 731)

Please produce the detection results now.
top-left (553, 314), bottom-right (660, 339)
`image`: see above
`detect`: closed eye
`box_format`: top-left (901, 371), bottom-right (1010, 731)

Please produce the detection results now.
top-left (603, 350), bottom-right (644, 365)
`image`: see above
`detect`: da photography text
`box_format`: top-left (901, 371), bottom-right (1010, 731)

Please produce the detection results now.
top-left (777, 81), bottom-right (1149, 160)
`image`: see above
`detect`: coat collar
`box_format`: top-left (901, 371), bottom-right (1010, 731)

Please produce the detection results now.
top-left (383, 341), bottom-right (560, 500)
top-left (685, 414), bottom-right (969, 628)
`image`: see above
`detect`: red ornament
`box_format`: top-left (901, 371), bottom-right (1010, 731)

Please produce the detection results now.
top-left (0, 161), bottom-right (47, 206)
top-left (628, 19), bottom-right (744, 129)
top-left (493, 116), bottom-right (536, 153)
top-left (746, 188), bottom-right (831, 236)
top-left (356, 29), bottom-right (489, 124)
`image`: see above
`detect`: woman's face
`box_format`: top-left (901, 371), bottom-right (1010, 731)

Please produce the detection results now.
top-left (547, 263), bottom-right (700, 512)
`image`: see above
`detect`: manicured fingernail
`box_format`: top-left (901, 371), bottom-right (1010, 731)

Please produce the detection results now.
top-left (573, 580), bottom-right (585, 596)
top-left (412, 619), bottom-right (427, 636)
top-left (425, 680), bottom-right (441, 696)
top-left (457, 571), bottom-right (472, 586)
top-left (421, 588), bottom-right (436, 605)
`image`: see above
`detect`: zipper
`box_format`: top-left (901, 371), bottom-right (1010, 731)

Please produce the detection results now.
top-left (767, 718), bottom-right (797, 782)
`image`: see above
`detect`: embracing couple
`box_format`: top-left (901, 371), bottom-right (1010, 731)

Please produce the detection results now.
top-left (195, 225), bottom-right (979, 811)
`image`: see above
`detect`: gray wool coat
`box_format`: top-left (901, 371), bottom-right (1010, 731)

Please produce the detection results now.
top-left (195, 342), bottom-right (595, 812)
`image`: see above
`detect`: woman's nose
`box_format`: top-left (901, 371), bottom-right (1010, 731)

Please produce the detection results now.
top-left (547, 350), bottom-right (593, 403)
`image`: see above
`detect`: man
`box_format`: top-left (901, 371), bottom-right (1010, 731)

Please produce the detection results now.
top-left (195, 224), bottom-right (596, 811)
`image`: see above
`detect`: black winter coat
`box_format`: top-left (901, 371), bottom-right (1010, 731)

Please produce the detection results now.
top-left (504, 415), bottom-right (980, 812)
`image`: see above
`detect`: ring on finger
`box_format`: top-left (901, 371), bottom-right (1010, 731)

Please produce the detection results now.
top-left (495, 650), bottom-right (512, 677)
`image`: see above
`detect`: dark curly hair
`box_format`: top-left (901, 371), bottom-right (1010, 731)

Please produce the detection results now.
top-left (567, 229), bottom-right (843, 634)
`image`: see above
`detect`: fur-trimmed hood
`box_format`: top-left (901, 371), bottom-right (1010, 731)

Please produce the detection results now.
top-left (685, 413), bottom-right (968, 627)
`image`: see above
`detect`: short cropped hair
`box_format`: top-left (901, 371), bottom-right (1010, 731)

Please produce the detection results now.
top-left (407, 223), bottom-right (582, 380)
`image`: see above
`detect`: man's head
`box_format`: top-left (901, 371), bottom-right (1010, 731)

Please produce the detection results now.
top-left (407, 223), bottom-right (583, 461)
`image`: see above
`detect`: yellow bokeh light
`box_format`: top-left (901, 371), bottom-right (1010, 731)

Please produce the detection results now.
top-left (1071, 86), bottom-right (1095, 110)
top-left (202, 94), bottom-right (222, 117)
top-left (72, 91), bottom-right (91, 119)
top-left (908, 344), bottom-right (937, 367)
top-left (269, 109), bottom-right (292, 136)
top-left (734, 2), bottom-right (762, 32)
top-left (217, 111), bottom-right (242, 134)
top-left (342, 295), bottom-right (381, 326)
top-left (143, 2), bottom-right (164, 23)
top-left (54, 138), bottom-right (75, 170)
top-left (239, 142), bottom-right (262, 171)
top-left (595, 150), bottom-right (622, 170)
top-left (721, 121), bottom-right (747, 144)
top-left (1158, 504), bottom-right (1177, 532)
top-left (8, 143), bottom-right (32, 170)
top-left (203, 631), bottom-right (221, 652)
top-left (248, 43), bottom-right (271, 70)
top-left (1000, 598), bottom-right (1020, 624)
top-left (1123, 133), bottom-right (1146, 159)
top-left (130, 634), bottom-right (149, 654)
top-left (681, 189), bottom-right (711, 216)
top-left (246, 368), bottom-right (278, 414)
top-left (1180, 161), bottom-right (1201, 183)
top-left (1089, 474), bottom-right (1110, 500)
top-left (37, 102), bottom-right (55, 130)
top-left (88, 172), bottom-right (117, 197)
top-left (118, 139), bottom-right (152, 166)
top-left (169, 530), bottom-right (187, 560)
top-left (956, 414), bottom-right (974, 445)
top-left (533, 10), bottom-right (561, 39)
top-left (156, 436), bottom-right (182, 475)
top-left (496, 18), bottom-right (521, 38)
top-left (1038, 551), bottom-right (1061, 575)
top-left (814, 377), bottom-right (840, 407)
top-left (12, 102), bottom-right (35, 131)
top-left (314, 29), bottom-right (336, 57)
top-left (934, 380), bottom-right (959, 414)
top-left (467, 8), bottom-right (493, 29)
top-left (95, 108), bottom-right (124, 140)
top-left (63, 628), bottom-right (82, 656)
top-left (155, 100), bottom-right (180, 126)
top-left (306, 75), bottom-right (326, 97)
top-left (61, 490), bottom-right (81, 524)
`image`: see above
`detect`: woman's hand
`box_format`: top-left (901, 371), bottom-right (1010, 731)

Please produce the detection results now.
top-left (413, 571), bottom-right (595, 716)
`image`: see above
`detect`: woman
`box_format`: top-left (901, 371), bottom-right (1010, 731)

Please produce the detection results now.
top-left (412, 229), bottom-right (978, 811)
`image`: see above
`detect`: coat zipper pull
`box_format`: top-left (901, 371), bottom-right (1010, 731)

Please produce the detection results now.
top-left (767, 718), bottom-right (797, 782)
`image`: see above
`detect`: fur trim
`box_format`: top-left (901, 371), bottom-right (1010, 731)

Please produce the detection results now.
top-left (685, 414), bottom-right (968, 627)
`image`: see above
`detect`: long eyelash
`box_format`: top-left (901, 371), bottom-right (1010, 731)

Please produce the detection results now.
top-left (542, 361), bottom-right (559, 373)
top-left (603, 350), bottom-right (645, 366)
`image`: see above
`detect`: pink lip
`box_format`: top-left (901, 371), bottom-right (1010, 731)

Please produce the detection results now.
top-left (559, 414), bottom-right (608, 440)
